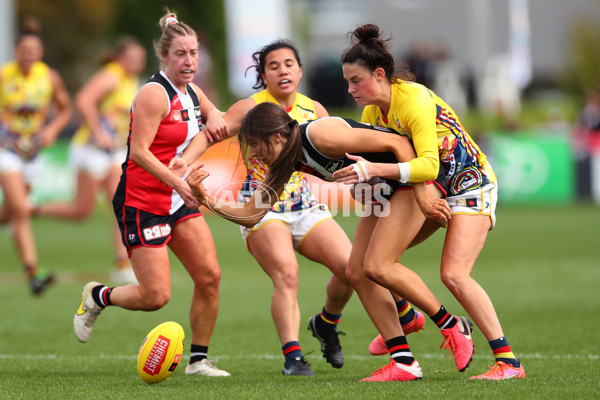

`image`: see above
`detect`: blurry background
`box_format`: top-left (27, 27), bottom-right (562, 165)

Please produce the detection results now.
top-left (1, 0), bottom-right (600, 205)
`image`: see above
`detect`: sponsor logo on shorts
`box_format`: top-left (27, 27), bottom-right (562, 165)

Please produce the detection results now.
top-left (143, 223), bottom-right (171, 241)
top-left (455, 198), bottom-right (478, 208)
top-left (466, 198), bottom-right (478, 207)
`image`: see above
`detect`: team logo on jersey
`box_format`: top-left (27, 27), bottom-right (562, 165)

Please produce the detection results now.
top-left (193, 106), bottom-right (201, 120)
top-left (450, 167), bottom-right (482, 195)
top-left (171, 111), bottom-right (182, 122)
top-left (181, 109), bottom-right (190, 121)
top-left (325, 160), bottom-right (343, 173)
top-left (143, 223), bottom-right (171, 241)
top-left (171, 109), bottom-right (190, 122)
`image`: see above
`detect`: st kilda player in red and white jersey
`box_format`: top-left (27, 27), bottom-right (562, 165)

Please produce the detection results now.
top-left (113, 70), bottom-right (205, 250)
top-left (74, 12), bottom-right (231, 378)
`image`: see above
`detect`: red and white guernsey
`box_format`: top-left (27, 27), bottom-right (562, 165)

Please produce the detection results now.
top-left (113, 71), bottom-right (202, 215)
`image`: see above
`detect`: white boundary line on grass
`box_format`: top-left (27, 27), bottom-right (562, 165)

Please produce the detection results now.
top-left (0, 353), bottom-right (597, 360)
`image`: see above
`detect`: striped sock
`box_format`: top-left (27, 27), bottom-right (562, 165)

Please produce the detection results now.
top-left (91, 285), bottom-right (113, 308)
top-left (386, 336), bottom-right (415, 365)
top-left (316, 308), bottom-right (341, 333)
top-left (430, 305), bottom-right (457, 329)
top-left (190, 344), bottom-right (208, 364)
top-left (396, 299), bottom-right (416, 326)
top-left (282, 341), bottom-right (303, 362)
top-left (490, 337), bottom-right (520, 367)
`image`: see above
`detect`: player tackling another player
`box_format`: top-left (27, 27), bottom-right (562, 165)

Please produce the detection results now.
top-left (335, 23), bottom-right (525, 381)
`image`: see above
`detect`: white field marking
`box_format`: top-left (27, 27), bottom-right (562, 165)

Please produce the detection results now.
top-left (0, 353), bottom-right (597, 360)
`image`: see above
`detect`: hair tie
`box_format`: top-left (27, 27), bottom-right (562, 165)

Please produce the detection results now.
top-left (287, 119), bottom-right (298, 129)
top-left (164, 16), bottom-right (178, 29)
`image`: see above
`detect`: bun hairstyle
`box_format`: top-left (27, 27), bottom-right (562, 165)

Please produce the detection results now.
top-left (341, 23), bottom-right (414, 82)
top-left (240, 102), bottom-right (303, 202)
top-left (16, 16), bottom-right (42, 45)
top-left (246, 39), bottom-right (302, 90)
top-left (153, 10), bottom-right (197, 61)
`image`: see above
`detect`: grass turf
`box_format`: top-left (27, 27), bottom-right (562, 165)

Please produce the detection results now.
top-left (0, 203), bottom-right (598, 399)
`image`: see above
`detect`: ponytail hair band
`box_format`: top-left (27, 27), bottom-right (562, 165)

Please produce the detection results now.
top-left (287, 119), bottom-right (298, 129)
top-left (164, 16), bottom-right (178, 29)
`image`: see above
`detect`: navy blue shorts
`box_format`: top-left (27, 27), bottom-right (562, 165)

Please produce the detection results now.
top-left (113, 203), bottom-right (201, 255)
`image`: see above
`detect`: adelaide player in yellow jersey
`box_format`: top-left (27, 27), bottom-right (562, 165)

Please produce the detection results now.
top-left (186, 40), bottom-right (353, 376)
top-left (336, 23), bottom-right (525, 380)
top-left (36, 36), bottom-right (146, 285)
top-left (0, 19), bottom-right (71, 295)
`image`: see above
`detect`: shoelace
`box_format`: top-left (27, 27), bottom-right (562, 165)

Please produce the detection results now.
top-left (440, 330), bottom-right (456, 358)
top-left (369, 362), bottom-right (393, 377)
top-left (324, 330), bottom-right (345, 349)
top-left (482, 362), bottom-right (513, 377)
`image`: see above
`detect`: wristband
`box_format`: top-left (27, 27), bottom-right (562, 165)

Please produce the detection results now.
top-left (397, 162), bottom-right (410, 183)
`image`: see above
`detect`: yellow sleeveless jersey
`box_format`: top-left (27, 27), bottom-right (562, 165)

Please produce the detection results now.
top-left (239, 89), bottom-right (319, 212)
top-left (0, 60), bottom-right (53, 137)
top-left (362, 80), bottom-right (496, 197)
top-left (72, 62), bottom-right (139, 147)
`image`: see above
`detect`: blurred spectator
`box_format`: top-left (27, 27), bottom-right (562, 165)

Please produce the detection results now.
top-left (403, 41), bottom-right (437, 89)
top-left (402, 41), bottom-right (468, 114)
top-left (478, 53), bottom-right (521, 130)
top-left (573, 84), bottom-right (600, 200)
top-left (431, 43), bottom-right (468, 114)
top-left (308, 58), bottom-right (354, 109)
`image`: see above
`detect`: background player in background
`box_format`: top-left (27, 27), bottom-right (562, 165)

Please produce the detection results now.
top-left (36, 36), bottom-right (146, 284)
top-left (336, 23), bottom-right (525, 380)
top-left (186, 102), bottom-right (474, 382)
top-left (73, 10), bottom-right (231, 377)
top-left (187, 39), bottom-right (355, 376)
top-left (0, 17), bottom-right (72, 295)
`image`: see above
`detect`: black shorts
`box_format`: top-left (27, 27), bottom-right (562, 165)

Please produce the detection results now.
top-left (113, 203), bottom-right (201, 255)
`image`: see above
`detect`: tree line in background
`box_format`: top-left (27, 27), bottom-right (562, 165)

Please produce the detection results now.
top-left (14, 0), bottom-right (600, 117)
top-left (16, 0), bottom-right (233, 108)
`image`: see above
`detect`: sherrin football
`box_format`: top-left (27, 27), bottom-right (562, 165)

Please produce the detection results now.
top-left (137, 321), bottom-right (185, 384)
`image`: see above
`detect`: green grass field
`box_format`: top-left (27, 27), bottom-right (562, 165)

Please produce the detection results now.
top-left (0, 203), bottom-right (598, 399)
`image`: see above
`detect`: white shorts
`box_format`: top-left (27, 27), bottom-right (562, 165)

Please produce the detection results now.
top-left (0, 148), bottom-right (41, 184)
top-left (69, 143), bottom-right (127, 179)
top-left (240, 204), bottom-right (332, 249)
top-left (446, 182), bottom-right (498, 229)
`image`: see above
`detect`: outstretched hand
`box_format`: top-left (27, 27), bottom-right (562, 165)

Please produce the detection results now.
top-left (185, 164), bottom-right (211, 207)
